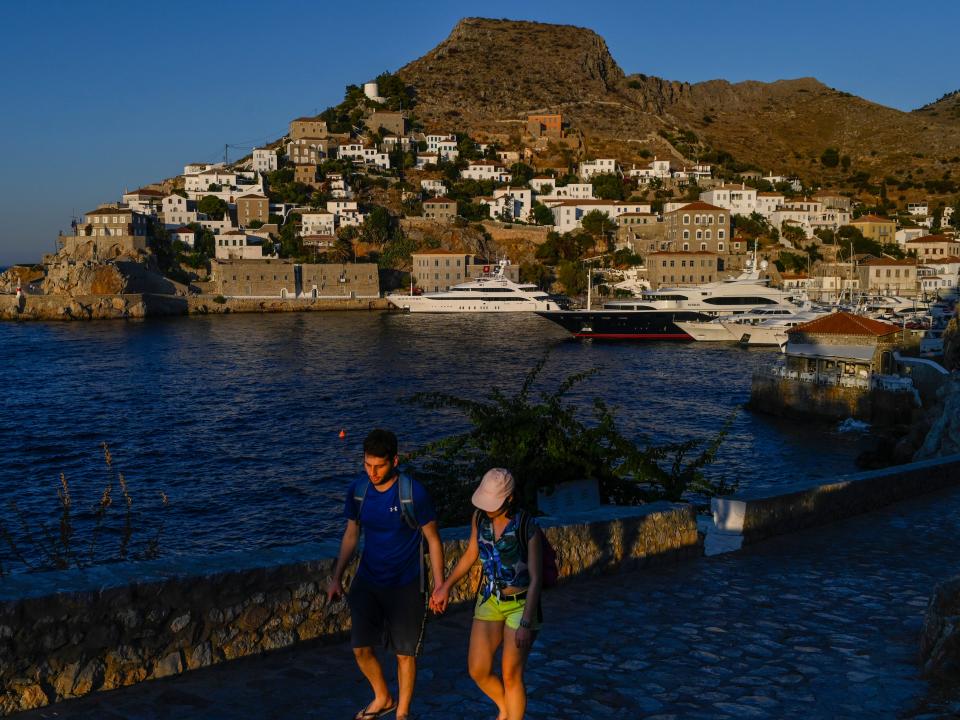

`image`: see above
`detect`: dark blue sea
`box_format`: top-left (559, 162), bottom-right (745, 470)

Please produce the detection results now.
top-left (0, 312), bottom-right (871, 571)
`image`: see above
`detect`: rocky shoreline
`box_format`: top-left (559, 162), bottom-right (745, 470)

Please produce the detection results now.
top-left (0, 293), bottom-right (391, 321)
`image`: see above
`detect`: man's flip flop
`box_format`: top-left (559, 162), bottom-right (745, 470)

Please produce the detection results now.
top-left (353, 702), bottom-right (397, 720)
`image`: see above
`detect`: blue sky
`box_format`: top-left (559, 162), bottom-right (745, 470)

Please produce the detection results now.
top-left (1, 0), bottom-right (958, 265)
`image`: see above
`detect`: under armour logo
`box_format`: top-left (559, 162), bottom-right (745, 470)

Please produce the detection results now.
top-left (389, 506), bottom-right (399, 513)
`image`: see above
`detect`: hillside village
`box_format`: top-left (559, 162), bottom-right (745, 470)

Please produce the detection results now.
top-left (7, 61), bottom-right (960, 306)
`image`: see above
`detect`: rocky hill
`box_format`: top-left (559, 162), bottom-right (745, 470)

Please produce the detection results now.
top-left (399, 18), bottom-right (960, 182)
top-left (914, 89), bottom-right (960, 123)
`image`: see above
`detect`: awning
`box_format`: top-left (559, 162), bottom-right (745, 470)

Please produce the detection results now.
top-left (785, 343), bottom-right (876, 361)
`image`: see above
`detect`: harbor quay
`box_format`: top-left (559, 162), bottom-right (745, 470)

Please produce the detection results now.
top-left (5, 457), bottom-right (960, 719)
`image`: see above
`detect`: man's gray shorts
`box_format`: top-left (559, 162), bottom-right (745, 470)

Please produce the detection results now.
top-left (348, 575), bottom-right (427, 657)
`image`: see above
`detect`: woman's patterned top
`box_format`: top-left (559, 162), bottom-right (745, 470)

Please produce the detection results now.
top-left (476, 511), bottom-right (537, 603)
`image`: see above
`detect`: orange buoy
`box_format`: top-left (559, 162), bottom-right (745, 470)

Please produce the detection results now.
top-left (338, 429), bottom-right (346, 439)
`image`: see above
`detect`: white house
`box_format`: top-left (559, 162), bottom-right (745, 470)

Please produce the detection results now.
top-left (362, 147), bottom-right (391, 170)
top-left (628, 158), bottom-right (671, 182)
top-left (416, 152), bottom-right (439, 169)
top-left (435, 140), bottom-right (459, 162)
top-left (327, 200), bottom-right (359, 214)
top-left (337, 208), bottom-right (365, 227)
top-left (755, 192), bottom-right (785, 218)
top-left (462, 161), bottom-right (512, 183)
top-left (338, 142), bottom-right (365, 162)
top-left (540, 183), bottom-right (594, 201)
top-left (426, 133), bottom-right (456, 152)
top-left (920, 257), bottom-right (960, 293)
top-left (896, 227), bottom-right (927, 248)
top-left (184, 162), bottom-right (219, 175)
top-left (382, 135), bottom-right (414, 152)
top-left (214, 230), bottom-right (263, 260)
top-left (482, 187), bottom-right (533, 222)
top-left (252, 148), bottom-right (278, 174)
top-left (699, 184), bottom-right (758, 216)
top-left (171, 226), bottom-right (196, 248)
top-left (327, 173), bottom-right (352, 199)
top-left (546, 200), bottom-right (652, 233)
top-left (907, 202), bottom-right (929, 217)
top-left (162, 194), bottom-right (202, 228)
top-left (301, 211), bottom-right (336, 237)
top-left (579, 159), bottom-right (620, 180)
top-left (421, 179), bottom-right (446, 196)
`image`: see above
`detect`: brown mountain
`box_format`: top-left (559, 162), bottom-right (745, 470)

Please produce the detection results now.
top-left (914, 90), bottom-right (960, 122)
top-left (399, 18), bottom-right (960, 183)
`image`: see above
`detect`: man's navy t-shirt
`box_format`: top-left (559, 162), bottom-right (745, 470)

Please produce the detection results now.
top-left (343, 474), bottom-right (436, 588)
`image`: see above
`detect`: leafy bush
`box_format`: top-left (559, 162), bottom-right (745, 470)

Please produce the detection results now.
top-left (405, 356), bottom-right (734, 525)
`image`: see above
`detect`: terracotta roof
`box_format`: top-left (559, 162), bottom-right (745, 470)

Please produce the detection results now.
top-left (237, 193), bottom-right (267, 199)
top-left (672, 201), bottom-right (726, 212)
top-left (787, 312), bottom-right (901, 337)
top-left (173, 226), bottom-right (195, 234)
top-left (850, 214), bottom-right (894, 224)
top-left (861, 258), bottom-right (917, 266)
top-left (648, 251), bottom-right (719, 256)
top-left (757, 192), bottom-right (784, 197)
top-left (905, 234), bottom-right (954, 244)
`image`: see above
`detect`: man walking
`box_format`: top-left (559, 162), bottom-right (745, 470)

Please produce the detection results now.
top-left (327, 429), bottom-right (444, 720)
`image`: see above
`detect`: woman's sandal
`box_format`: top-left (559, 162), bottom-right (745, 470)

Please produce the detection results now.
top-left (352, 701), bottom-right (397, 719)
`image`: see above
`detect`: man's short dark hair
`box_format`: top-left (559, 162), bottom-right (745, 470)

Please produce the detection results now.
top-left (363, 428), bottom-right (398, 459)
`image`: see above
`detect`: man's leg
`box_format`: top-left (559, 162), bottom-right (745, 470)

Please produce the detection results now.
top-left (353, 647), bottom-right (394, 714)
top-left (396, 654), bottom-right (416, 719)
top-left (468, 619), bottom-right (507, 720)
top-left (349, 577), bottom-right (395, 715)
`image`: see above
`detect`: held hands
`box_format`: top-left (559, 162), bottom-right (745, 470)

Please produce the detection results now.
top-left (429, 584), bottom-right (450, 614)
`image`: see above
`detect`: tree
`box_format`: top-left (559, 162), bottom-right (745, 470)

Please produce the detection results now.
top-left (278, 213), bottom-right (303, 258)
top-left (581, 210), bottom-right (615, 238)
top-left (378, 229), bottom-right (417, 270)
top-left (332, 236), bottom-right (354, 263)
top-left (509, 162), bottom-right (535, 185)
top-left (532, 202), bottom-right (554, 226)
top-left (198, 195), bottom-right (228, 220)
top-left (556, 260), bottom-right (587, 295)
top-left (820, 148), bottom-right (840, 168)
top-left (520, 262), bottom-right (552, 288)
top-left (592, 173), bottom-right (625, 200)
top-left (360, 206), bottom-right (391, 246)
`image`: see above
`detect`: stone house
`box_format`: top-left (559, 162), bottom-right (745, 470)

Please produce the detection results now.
top-left (214, 231), bottom-right (263, 260)
top-left (286, 138), bottom-right (335, 165)
top-left (856, 258), bottom-right (919, 297)
top-left (294, 164), bottom-right (319, 186)
top-left (616, 213), bottom-right (667, 254)
top-left (784, 312), bottom-right (902, 377)
top-left (236, 193), bottom-right (269, 228)
top-left (368, 110), bottom-right (406, 136)
top-left (663, 201), bottom-right (731, 253)
top-left (289, 117), bottom-right (329, 140)
top-left (209, 259), bottom-right (379, 298)
top-left (422, 197), bottom-right (457, 222)
top-left (849, 214), bottom-right (897, 246)
top-left (526, 113), bottom-right (563, 138)
top-left (410, 251), bottom-right (520, 291)
top-left (646, 251), bottom-right (719, 288)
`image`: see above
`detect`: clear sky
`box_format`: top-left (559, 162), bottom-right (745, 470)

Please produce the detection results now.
top-left (1, 0), bottom-right (958, 265)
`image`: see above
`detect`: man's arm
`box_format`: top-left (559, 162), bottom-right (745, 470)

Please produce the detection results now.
top-left (326, 519), bottom-right (360, 601)
top-left (421, 520), bottom-right (445, 592)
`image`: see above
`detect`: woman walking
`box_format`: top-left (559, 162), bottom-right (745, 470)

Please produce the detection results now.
top-left (430, 468), bottom-right (542, 720)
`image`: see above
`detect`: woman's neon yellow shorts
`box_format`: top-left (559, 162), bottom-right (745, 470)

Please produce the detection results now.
top-left (473, 593), bottom-right (541, 631)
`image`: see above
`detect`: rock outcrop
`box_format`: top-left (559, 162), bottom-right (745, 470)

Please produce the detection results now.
top-left (921, 575), bottom-right (960, 680)
top-left (915, 374), bottom-right (960, 460)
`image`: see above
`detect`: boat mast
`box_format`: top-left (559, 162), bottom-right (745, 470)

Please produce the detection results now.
top-left (587, 261), bottom-right (592, 310)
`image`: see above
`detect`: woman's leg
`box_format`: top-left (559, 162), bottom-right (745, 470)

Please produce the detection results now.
top-left (468, 619), bottom-right (507, 720)
top-left (502, 627), bottom-right (534, 720)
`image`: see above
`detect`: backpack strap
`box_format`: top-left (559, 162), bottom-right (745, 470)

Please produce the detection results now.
top-left (352, 477), bottom-right (370, 526)
top-left (398, 474), bottom-right (419, 530)
top-left (517, 510), bottom-right (530, 559)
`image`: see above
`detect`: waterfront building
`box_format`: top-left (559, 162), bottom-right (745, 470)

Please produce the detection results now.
top-left (856, 258), bottom-right (919, 297)
top-left (646, 251), bottom-right (719, 288)
top-left (663, 201), bottom-right (730, 253)
top-left (214, 231), bottom-right (263, 260)
top-left (60, 206), bottom-right (150, 256)
top-left (905, 234), bottom-right (960, 261)
top-left (411, 250), bottom-right (519, 291)
top-left (849, 214), bottom-right (897, 246)
top-left (209, 259), bottom-right (379, 298)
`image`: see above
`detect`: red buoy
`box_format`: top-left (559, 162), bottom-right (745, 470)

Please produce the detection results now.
top-left (338, 429), bottom-right (346, 439)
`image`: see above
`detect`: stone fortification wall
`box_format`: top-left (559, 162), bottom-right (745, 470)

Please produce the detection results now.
top-left (188, 297), bottom-right (390, 314)
top-left (712, 454), bottom-right (960, 545)
top-left (0, 503), bottom-right (699, 715)
top-left (749, 374), bottom-right (918, 425)
top-left (210, 260), bottom-right (380, 298)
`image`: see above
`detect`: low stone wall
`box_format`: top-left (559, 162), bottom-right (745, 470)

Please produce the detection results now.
top-left (920, 575), bottom-right (960, 680)
top-left (0, 294), bottom-right (187, 321)
top-left (711, 453), bottom-right (960, 544)
top-left (188, 296), bottom-right (390, 315)
top-left (749, 374), bottom-right (918, 425)
top-left (0, 503), bottom-right (698, 715)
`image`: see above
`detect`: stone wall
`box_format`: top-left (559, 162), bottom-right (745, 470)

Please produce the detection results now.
top-left (711, 453), bottom-right (960, 544)
top-left (749, 374), bottom-right (918, 425)
top-left (188, 297), bottom-right (391, 315)
top-left (0, 503), bottom-right (699, 715)
top-left (920, 575), bottom-right (960, 680)
top-left (0, 294), bottom-right (187, 321)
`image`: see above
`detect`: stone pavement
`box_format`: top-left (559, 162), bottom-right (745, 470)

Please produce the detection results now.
top-left (15, 486), bottom-right (960, 720)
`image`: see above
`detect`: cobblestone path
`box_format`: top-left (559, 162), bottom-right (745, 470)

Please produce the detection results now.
top-left (15, 485), bottom-right (960, 720)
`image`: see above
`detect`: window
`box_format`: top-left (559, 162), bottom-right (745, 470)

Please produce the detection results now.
top-left (718, 243), bottom-right (725, 252)
top-left (696, 231), bottom-right (702, 240)
top-left (682, 214), bottom-right (690, 225)
top-left (683, 243), bottom-right (689, 251)
top-left (683, 230), bottom-right (690, 240)
top-left (700, 243), bottom-right (707, 251)
top-left (718, 230), bottom-right (725, 240)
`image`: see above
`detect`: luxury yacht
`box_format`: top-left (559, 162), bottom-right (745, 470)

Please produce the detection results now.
top-left (536, 258), bottom-right (803, 339)
top-left (387, 261), bottom-right (563, 313)
top-left (676, 306), bottom-right (809, 342)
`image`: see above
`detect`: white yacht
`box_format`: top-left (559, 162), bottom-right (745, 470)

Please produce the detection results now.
top-left (723, 309), bottom-right (831, 347)
top-left (387, 261), bottom-right (562, 313)
top-left (676, 306), bottom-right (808, 342)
